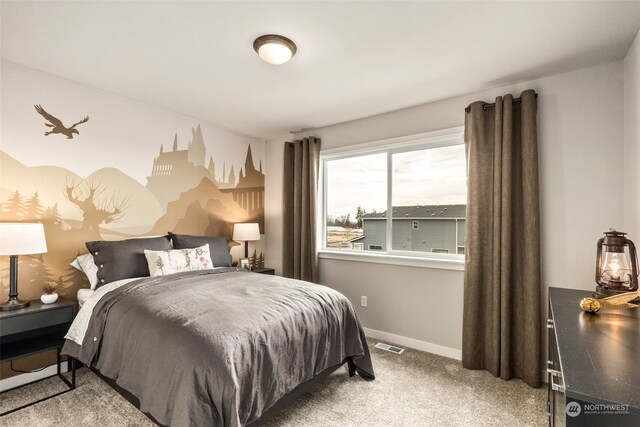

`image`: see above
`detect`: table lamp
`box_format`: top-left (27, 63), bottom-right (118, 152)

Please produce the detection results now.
top-left (232, 223), bottom-right (260, 258)
top-left (0, 222), bottom-right (48, 311)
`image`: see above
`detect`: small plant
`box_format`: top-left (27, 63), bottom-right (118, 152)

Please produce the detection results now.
top-left (42, 284), bottom-right (58, 295)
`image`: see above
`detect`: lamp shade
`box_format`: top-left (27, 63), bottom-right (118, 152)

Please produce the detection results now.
top-left (233, 223), bottom-right (260, 242)
top-left (0, 222), bottom-right (48, 255)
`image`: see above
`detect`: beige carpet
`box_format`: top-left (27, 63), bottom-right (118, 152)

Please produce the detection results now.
top-left (1, 339), bottom-right (546, 426)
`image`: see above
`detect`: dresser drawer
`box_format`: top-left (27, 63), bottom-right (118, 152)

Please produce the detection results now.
top-left (0, 306), bottom-right (74, 337)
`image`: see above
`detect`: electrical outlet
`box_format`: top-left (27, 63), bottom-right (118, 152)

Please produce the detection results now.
top-left (361, 295), bottom-right (368, 307)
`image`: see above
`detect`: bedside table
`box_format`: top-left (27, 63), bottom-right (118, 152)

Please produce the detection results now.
top-left (253, 267), bottom-right (275, 275)
top-left (0, 298), bottom-right (77, 415)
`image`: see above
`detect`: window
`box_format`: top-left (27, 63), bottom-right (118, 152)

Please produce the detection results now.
top-left (324, 153), bottom-right (386, 250)
top-left (320, 127), bottom-right (466, 262)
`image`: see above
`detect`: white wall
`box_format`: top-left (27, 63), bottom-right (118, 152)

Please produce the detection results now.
top-left (264, 133), bottom-right (289, 275)
top-left (1, 62), bottom-right (263, 190)
top-left (265, 61), bottom-right (625, 356)
top-left (625, 30), bottom-right (640, 241)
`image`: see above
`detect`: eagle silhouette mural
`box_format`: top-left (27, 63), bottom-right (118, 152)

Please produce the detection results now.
top-left (35, 104), bottom-right (89, 139)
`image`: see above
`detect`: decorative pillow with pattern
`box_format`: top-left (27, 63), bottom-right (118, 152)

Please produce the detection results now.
top-left (169, 232), bottom-right (232, 267)
top-left (144, 244), bottom-right (214, 276)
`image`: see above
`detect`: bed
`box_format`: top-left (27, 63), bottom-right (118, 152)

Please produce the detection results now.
top-left (63, 249), bottom-right (374, 426)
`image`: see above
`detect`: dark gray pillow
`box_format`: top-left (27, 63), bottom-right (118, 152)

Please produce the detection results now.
top-left (169, 232), bottom-right (232, 267)
top-left (86, 236), bottom-right (172, 287)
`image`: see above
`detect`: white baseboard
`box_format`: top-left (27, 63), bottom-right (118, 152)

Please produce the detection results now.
top-left (0, 363), bottom-right (69, 392)
top-left (364, 327), bottom-right (462, 360)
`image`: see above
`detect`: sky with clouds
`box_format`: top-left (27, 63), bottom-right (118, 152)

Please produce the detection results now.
top-left (326, 144), bottom-right (467, 219)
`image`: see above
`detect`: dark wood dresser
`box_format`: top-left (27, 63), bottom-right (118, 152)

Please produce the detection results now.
top-left (548, 287), bottom-right (640, 426)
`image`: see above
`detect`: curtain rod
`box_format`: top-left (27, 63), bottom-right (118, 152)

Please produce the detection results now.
top-left (464, 93), bottom-right (538, 113)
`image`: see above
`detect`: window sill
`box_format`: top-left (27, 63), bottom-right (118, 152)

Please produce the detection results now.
top-left (318, 250), bottom-right (464, 271)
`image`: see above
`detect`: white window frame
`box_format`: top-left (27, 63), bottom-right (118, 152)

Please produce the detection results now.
top-left (318, 126), bottom-right (465, 271)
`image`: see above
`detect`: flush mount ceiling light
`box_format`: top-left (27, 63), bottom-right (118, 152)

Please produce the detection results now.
top-left (253, 34), bottom-right (297, 65)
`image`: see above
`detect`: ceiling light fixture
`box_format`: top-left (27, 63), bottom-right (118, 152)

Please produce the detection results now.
top-left (253, 34), bottom-right (297, 65)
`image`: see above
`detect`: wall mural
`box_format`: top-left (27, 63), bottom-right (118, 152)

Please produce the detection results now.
top-left (34, 104), bottom-right (90, 139)
top-left (0, 63), bottom-right (266, 309)
top-left (0, 124), bottom-right (264, 301)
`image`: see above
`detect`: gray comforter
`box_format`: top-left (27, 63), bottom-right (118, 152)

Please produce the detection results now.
top-left (62, 269), bottom-right (374, 426)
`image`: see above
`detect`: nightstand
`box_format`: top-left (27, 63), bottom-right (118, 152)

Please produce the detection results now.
top-left (0, 298), bottom-right (77, 415)
top-left (253, 267), bottom-right (275, 275)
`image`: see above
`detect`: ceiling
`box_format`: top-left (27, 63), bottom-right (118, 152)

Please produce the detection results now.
top-left (2, 1), bottom-right (640, 140)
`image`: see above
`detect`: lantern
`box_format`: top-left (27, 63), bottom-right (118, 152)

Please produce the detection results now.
top-left (595, 229), bottom-right (639, 298)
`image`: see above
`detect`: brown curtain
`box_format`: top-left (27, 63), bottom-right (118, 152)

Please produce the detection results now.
top-left (283, 137), bottom-right (321, 282)
top-left (462, 89), bottom-right (541, 387)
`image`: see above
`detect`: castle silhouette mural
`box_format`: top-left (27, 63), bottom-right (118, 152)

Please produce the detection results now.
top-left (0, 124), bottom-right (264, 302)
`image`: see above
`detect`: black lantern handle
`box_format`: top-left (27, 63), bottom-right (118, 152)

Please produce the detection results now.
top-left (595, 237), bottom-right (604, 285)
top-left (625, 237), bottom-right (639, 292)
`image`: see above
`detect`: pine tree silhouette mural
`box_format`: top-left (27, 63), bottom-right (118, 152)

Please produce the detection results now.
top-left (0, 265), bottom-right (8, 291)
top-left (24, 254), bottom-right (55, 291)
top-left (2, 190), bottom-right (24, 220)
top-left (54, 275), bottom-right (64, 292)
top-left (24, 192), bottom-right (45, 220)
top-left (43, 203), bottom-right (62, 227)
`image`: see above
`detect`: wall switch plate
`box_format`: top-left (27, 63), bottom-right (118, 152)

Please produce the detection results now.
top-left (361, 296), bottom-right (367, 307)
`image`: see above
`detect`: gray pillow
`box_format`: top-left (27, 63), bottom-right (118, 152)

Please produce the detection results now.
top-left (169, 232), bottom-right (232, 267)
top-left (86, 236), bottom-right (172, 287)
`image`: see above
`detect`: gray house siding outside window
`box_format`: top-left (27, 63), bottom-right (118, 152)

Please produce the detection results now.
top-left (358, 220), bottom-right (387, 250)
top-left (355, 205), bottom-right (466, 254)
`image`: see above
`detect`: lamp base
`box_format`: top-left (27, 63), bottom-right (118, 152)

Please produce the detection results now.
top-left (0, 297), bottom-right (30, 311)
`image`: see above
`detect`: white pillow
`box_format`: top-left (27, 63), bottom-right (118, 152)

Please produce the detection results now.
top-left (144, 244), bottom-right (214, 276)
top-left (70, 253), bottom-right (100, 290)
top-left (77, 288), bottom-right (94, 307)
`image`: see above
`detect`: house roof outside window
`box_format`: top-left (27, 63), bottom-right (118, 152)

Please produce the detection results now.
top-left (362, 204), bottom-right (466, 220)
